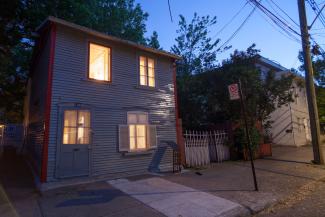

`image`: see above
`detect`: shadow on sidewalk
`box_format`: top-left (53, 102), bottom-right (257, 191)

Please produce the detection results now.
top-left (56, 188), bottom-right (123, 207)
top-left (0, 148), bottom-right (36, 190)
top-left (232, 161), bottom-right (318, 181)
top-left (0, 148), bottom-right (40, 217)
top-left (263, 157), bottom-right (312, 165)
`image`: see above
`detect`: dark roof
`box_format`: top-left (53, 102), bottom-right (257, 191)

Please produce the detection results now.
top-left (37, 16), bottom-right (181, 60)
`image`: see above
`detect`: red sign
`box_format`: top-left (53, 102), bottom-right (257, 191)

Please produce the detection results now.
top-left (228, 83), bottom-right (240, 100)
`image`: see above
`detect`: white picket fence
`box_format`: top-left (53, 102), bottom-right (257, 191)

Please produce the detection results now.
top-left (184, 130), bottom-right (229, 167)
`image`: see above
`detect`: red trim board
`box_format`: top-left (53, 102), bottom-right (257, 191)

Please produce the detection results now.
top-left (41, 23), bottom-right (56, 183)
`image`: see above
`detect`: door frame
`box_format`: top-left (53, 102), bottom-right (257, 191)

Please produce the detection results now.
top-left (55, 103), bottom-right (93, 178)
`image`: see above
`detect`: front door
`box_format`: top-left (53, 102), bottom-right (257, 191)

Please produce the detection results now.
top-left (58, 110), bottom-right (91, 178)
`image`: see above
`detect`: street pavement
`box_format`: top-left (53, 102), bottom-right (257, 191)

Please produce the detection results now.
top-left (256, 177), bottom-right (325, 217)
top-left (0, 145), bottom-right (325, 217)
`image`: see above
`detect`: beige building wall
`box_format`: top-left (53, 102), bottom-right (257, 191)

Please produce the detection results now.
top-left (256, 58), bottom-right (311, 147)
top-left (269, 82), bottom-right (311, 147)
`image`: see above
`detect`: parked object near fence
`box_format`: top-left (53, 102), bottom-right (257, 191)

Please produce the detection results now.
top-left (2, 124), bottom-right (24, 151)
top-left (184, 130), bottom-right (229, 167)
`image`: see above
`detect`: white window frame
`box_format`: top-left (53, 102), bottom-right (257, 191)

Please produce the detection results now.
top-left (62, 110), bottom-right (91, 145)
top-left (127, 112), bottom-right (149, 151)
top-left (139, 56), bottom-right (155, 87)
top-left (88, 42), bottom-right (111, 82)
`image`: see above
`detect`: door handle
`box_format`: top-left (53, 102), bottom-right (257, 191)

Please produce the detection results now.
top-left (73, 148), bottom-right (80, 151)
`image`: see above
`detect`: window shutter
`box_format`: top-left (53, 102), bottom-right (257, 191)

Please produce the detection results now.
top-left (119, 125), bottom-right (130, 152)
top-left (147, 125), bottom-right (157, 149)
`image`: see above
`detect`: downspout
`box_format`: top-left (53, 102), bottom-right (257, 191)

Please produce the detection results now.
top-left (40, 23), bottom-right (57, 183)
top-left (289, 102), bottom-right (297, 147)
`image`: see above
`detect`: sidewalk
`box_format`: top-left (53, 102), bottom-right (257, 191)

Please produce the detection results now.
top-left (1, 146), bottom-right (325, 217)
top-left (164, 146), bottom-right (325, 215)
top-left (0, 151), bottom-right (42, 217)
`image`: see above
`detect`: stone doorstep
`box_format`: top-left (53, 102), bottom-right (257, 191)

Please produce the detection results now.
top-left (108, 177), bottom-right (249, 217)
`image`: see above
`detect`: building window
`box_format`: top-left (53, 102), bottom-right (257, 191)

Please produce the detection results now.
top-left (128, 112), bottom-right (148, 151)
top-left (89, 43), bottom-right (111, 81)
top-left (63, 110), bottom-right (91, 144)
top-left (118, 112), bottom-right (157, 152)
top-left (139, 56), bottom-right (155, 87)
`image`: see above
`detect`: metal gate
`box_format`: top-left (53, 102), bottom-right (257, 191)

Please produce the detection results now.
top-left (184, 130), bottom-right (229, 167)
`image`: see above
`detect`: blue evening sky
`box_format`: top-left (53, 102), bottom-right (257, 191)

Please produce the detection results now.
top-left (136, 0), bottom-right (325, 69)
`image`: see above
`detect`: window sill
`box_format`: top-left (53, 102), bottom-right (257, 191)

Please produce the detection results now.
top-left (122, 149), bottom-right (155, 156)
top-left (134, 85), bottom-right (159, 92)
top-left (81, 78), bottom-right (114, 85)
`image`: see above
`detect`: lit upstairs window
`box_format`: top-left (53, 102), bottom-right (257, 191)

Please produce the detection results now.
top-left (139, 56), bottom-right (155, 87)
top-left (89, 43), bottom-right (111, 81)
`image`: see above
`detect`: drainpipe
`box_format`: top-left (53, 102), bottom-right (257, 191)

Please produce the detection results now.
top-left (289, 102), bottom-right (297, 147)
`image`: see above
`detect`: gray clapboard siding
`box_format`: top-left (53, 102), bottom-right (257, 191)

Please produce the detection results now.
top-left (46, 25), bottom-right (176, 181)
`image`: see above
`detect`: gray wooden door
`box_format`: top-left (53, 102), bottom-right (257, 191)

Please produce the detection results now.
top-left (59, 110), bottom-right (91, 178)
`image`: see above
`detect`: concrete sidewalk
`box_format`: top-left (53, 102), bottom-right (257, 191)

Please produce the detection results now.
top-left (1, 146), bottom-right (325, 217)
top-left (109, 177), bottom-right (248, 217)
top-left (0, 152), bottom-right (164, 217)
top-left (164, 146), bottom-right (325, 215)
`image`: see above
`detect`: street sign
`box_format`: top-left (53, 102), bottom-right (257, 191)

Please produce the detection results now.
top-left (228, 83), bottom-right (240, 100)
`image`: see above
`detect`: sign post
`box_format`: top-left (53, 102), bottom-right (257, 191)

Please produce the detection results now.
top-left (228, 80), bottom-right (258, 191)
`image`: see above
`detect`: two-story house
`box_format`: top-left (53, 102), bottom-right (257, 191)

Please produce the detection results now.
top-left (24, 17), bottom-right (181, 188)
top-left (256, 57), bottom-right (311, 147)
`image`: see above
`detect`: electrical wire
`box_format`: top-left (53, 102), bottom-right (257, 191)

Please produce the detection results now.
top-left (267, 0), bottom-right (300, 27)
top-left (248, 0), bottom-right (302, 37)
top-left (247, 0), bottom-right (302, 44)
top-left (307, 0), bottom-right (325, 28)
top-left (216, 3), bottom-right (257, 51)
top-left (255, 6), bottom-right (301, 44)
top-left (212, 2), bottom-right (249, 38)
top-left (167, 0), bottom-right (173, 22)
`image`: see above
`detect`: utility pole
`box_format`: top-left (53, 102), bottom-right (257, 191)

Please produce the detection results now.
top-left (297, 0), bottom-right (324, 164)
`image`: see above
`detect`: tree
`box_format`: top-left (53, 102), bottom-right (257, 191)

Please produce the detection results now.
top-left (316, 87), bottom-right (325, 123)
top-left (171, 13), bottom-right (223, 76)
top-left (147, 31), bottom-right (160, 49)
top-left (0, 0), bottom-right (155, 122)
top-left (0, 0), bottom-right (26, 123)
top-left (221, 45), bottom-right (294, 127)
top-left (171, 13), bottom-right (224, 128)
top-left (298, 51), bottom-right (325, 124)
top-left (180, 45), bottom-right (294, 130)
top-left (299, 51), bottom-right (325, 86)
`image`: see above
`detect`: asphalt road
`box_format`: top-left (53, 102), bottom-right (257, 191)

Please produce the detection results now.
top-left (256, 178), bottom-right (325, 217)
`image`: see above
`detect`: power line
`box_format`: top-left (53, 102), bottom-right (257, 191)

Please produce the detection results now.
top-left (307, 0), bottom-right (325, 28)
top-left (247, 0), bottom-right (325, 57)
top-left (167, 0), bottom-right (173, 22)
top-left (267, 0), bottom-right (300, 27)
top-left (212, 2), bottom-right (249, 38)
top-left (247, 0), bottom-right (302, 43)
top-left (248, 0), bottom-right (302, 37)
top-left (255, 7), bottom-right (301, 43)
top-left (216, 3), bottom-right (257, 51)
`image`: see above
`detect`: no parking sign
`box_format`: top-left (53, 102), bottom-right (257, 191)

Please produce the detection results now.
top-left (228, 83), bottom-right (240, 100)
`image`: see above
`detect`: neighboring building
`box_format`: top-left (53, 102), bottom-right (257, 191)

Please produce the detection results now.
top-left (256, 57), bottom-right (311, 147)
top-left (24, 17), bottom-right (181, 188)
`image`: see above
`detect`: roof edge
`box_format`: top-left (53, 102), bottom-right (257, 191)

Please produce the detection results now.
top-left (257, 56), bottom-right (288, 72)
top-left (37, 16), bottom-right (181, 60)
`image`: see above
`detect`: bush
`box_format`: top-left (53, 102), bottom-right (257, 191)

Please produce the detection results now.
top-left (233, 126), bottom-right (261, 151)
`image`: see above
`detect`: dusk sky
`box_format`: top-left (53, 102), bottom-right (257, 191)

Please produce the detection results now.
top-left (136, 0), bottom-right (325, 70)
